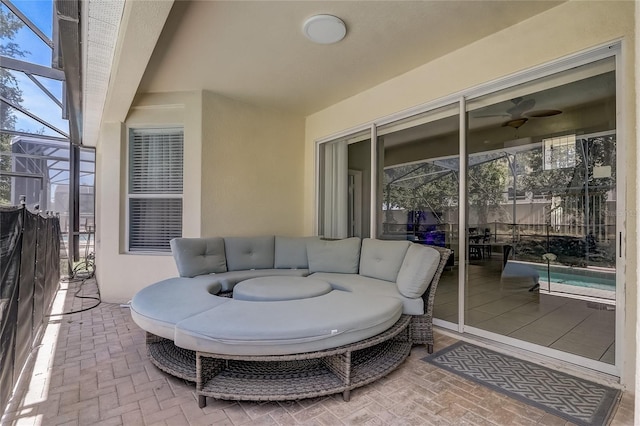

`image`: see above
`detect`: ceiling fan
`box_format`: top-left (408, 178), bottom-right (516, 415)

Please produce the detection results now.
top-left (499, 97), bottom-right (562, 129)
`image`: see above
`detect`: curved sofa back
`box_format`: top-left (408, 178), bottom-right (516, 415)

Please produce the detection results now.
top-left (170, 237), bottom-right (227, 278)
top-left (223, 236), bottom-right (275, 271)
top-left (171, 235), bottom-right (321, 278)
top-left (170, 235), bottom-right (443, 303)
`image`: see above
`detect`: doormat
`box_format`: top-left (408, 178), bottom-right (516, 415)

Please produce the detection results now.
top-left (423, 342), bottom-right (620, 426)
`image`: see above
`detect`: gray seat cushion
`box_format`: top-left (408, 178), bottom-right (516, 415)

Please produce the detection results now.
top-left (130, 277), bottom-right (228, 340)
top-left (224, 236), bottom-right (275, 271)
top-left (306, 237), bottom-right (361, 273)
top-left (359, 238), bottom-right (410, 282)
top-left (170, 237), bottom-right (227, 277)
top-left (274, 236), bottom-right (319, 269)
top-left (213, 269), bottom-right (309, 292)
top-left (311, 272), bottom-right (424, 315)
top-left (396, 244), bottom-right (440, 298)
top-left (502, 261), bottom-right (540, 282)
top-left (233, 276), bottom-right (332, 301)
top-left (174, 291), bottom-right (402, 355)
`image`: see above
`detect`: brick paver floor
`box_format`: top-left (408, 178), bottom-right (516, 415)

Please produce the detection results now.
top-left (1, 278), bottom-right (634, 425)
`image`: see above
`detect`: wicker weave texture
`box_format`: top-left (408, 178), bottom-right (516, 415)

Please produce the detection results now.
top-left (147, 335), bottom-right (197, 382)
top-left (195, 316), bottom-right (412, 404)
top-left (414, 245), bottom-right (451, 352)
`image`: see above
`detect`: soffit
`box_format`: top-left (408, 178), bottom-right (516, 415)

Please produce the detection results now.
top-left (82, 0), bottom-right (124, 146)
top-left (82, 0), bottom-right (173, 147)
top-left (139, 1), bottom-right (565, 116)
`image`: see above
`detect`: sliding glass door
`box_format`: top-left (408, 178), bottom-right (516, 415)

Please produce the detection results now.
top-left (376, 104), bottom-right (460, 323)
top-left (465, 57), bottom-right (617, 367)
top-left (316, 46), bottom-right (622, 374)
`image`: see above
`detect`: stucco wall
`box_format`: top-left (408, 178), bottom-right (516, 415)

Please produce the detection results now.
top-left (95, 91), bottom-right (203, 303)
top-left (304, 0), bottom-right (636, 390)
top-left (200, 92), bottom-right (305, 237)
top-left (95, 90), bottom-right (305, 301)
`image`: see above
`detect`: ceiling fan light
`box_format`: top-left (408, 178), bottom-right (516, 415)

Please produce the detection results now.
top-left (503, 118), bottom-right (528, 129)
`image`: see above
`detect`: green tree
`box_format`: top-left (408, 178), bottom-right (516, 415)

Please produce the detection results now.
top-left (1, 7), bottom-right (26, 204)
top-left (468, 159), bottom-right (508, 226)
top-left (384, 158), bottom-right (508, 226)
top-left (515, 137), bottom-right (616, 266)
top-left (384, 162), bottom-right (459, 222)
top-left (518, 137), bottom-right (616, 231)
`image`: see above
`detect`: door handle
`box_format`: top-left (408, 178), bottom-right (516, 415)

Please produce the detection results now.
top-left (619, 232), bottom-right (622, 257)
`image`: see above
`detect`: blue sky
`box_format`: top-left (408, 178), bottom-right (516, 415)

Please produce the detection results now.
top-left (2, 0), bottom-right (68, 136)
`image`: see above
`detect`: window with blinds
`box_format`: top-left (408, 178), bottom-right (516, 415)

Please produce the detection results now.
top-left (128, 128), bottom-right (183, 252)
top-left (543, 134), bottom-right (577, 170)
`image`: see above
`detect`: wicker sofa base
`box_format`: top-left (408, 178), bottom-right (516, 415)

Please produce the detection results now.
top-left (145, 316), bottom-right (412, 406)
top-left (146, 333), bottom-right (197, 382)
top-left (195, 315), bottom-right (412, 407)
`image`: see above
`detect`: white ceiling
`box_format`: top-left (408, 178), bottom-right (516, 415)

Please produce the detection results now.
top-left (138, 1), bottom-right (565, 116)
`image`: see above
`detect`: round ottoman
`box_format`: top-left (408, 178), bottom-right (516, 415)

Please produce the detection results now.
top-left (233, 276), bottom-right (332, 301)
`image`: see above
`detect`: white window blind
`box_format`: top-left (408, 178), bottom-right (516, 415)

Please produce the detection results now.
top-left (128, 128), bottom-right (183, 252)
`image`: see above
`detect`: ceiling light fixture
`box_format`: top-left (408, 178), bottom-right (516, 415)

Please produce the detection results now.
top-left (302, 15), bottom-right (346, 44)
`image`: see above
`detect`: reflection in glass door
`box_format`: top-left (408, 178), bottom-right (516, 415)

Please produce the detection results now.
top-left (376, 104), bottom-right (460, 323)
top-left (465, 57), bottom-right (618, 367)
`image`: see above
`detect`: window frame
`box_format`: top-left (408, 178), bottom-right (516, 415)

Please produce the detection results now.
top-left (125, 126), bottom-right (184, 254)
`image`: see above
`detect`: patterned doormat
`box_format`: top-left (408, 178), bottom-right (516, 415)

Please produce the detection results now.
top-left (423, 342), bottom-right (621, 426)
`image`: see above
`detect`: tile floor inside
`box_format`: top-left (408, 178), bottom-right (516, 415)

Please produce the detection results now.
top-left (1, 277), bottom-right (634, 425)
top-left (434, 258), bottom-right (616, 364)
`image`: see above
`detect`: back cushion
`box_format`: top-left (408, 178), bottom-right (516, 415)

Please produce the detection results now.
top-left (396, 244), bottom-right (441, 298)
top-left (170, 237), bottom-right (227, 278)
top-left (359, 238), bottom-right (411, 282)
top-left (306, 237), bottom-right (361, 274)
top-left (224, 236), bottom-right (275, 271)
top-left (274, 236), bottom-right (319, 269)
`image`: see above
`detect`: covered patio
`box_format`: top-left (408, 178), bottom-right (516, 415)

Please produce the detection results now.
top-left (2, 277), bottom-right (633, 425)
top-left (1, 0), bottom-right (639, 424)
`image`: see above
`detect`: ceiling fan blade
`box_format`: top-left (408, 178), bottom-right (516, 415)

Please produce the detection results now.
top-left (473, 113), bottom-right (510, 118)
top-left (507, 98), bottom-right (536, 117)
top-left (525, 109), bottom-right (562, 118)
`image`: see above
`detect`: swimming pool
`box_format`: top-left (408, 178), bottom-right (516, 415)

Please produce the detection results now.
top-left (508, 261), bottom-right (616, 301)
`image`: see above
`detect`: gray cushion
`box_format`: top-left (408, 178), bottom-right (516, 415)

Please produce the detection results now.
top-left (130, 277), bottom-right (227, 340)
top-left (311, 272), bottom-right (424, 315)
top-left (170, 237), bottom-right (227, 277)
top-left (359, 238), bottom-right (410, 282)
top-left (501, 261), bottom-right (540, 282)
top-left (174, 291), bottom-right (402, 355)
top-left (224, 236), bottom-right (275, 271)
top-left (274, 236), bottom-right (319, 269)
top-left (232, 276), bottom-right (332, 301)
top-left (396, 244), bottom-right (440, 298)
top-left (306, 237), bottom-right (361, 274)
top-left (213, 269), bottom-right (309, 292)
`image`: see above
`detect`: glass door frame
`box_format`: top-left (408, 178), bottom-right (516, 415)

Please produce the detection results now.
top-left (315, 41), bottom-right (625, 377)
top-left (457, 43), bottom-right (623, 377)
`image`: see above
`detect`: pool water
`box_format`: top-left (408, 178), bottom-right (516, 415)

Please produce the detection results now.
top-left (539, 270), bottom-right (615, 291)
top-left (518, 262), bottom-right (616, 291)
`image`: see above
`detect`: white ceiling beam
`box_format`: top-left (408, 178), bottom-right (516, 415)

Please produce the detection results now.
top-left (102, 0), bottom-right (175, 125)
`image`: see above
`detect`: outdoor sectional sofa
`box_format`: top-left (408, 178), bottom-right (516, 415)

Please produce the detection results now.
top-left (130, 235), bottom-right (450, 406)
